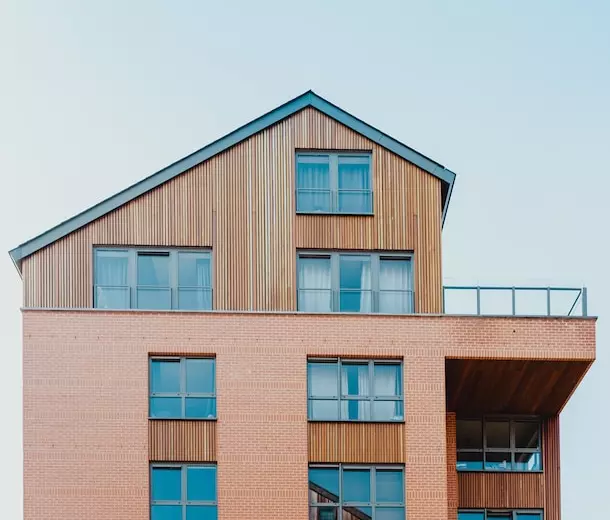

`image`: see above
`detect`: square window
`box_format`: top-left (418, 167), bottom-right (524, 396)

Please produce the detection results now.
top-left (151, 360), bottom-right (181, 394)
top-left (342, 468), bottom-right (371, 503)
top-left (376, 470), bottom-right (404, 503)
top-left (514, 421), bottom-right (540, 449)
top-left (151, 467), bottom-right (181, 501)
top-left (486, 421), bottom-right (510, 448)
top-left (187, 467), bottom-right (216, 501)
top-left (457, 420), bottom-right (482, 450)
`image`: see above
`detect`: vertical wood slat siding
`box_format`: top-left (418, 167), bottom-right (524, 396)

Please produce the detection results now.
top-left (458, 472), bottom-right (545, 509)
top-left (543, 416), bottom-right (560, 520)
top-left (22, 107), bottom-right (443, 312)
top-left (149, 420), bottom-right (216, 462)
top-left (308, 422), bottom-right (405, 463)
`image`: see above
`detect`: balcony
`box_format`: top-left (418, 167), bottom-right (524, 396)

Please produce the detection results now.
top-left (442, 286), bottom-right (587, 317)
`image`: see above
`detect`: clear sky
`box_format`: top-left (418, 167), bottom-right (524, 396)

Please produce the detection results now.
top-left (1, 1), bottom-right (608, 517)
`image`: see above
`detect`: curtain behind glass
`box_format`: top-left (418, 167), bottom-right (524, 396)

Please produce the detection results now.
top-left (95, 251), bottom-right (129, 308)
top-left (379, 259), bottom-right (412, 313)
top-left (338, 159), bottom-right (371, 213)
top-left (178, 253), bottom-right (212, 310)
top-left (298, 257), bottom-right (331, 311)
top-left (297, 158), bottom-right (331, 212)
top-left (339, 256), bottom-right (371, 312)
top-left (341, 364), bottom-right (370, 420)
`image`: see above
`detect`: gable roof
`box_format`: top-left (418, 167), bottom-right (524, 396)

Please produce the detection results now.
top-left (9, 90), bottom-right (456, 272)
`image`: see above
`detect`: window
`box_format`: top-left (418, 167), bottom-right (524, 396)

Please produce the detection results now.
top-left (456, 418), bottom-right (541, 472)
top-left (309, 465), bottom-right (405, 520)
top-left (297, 252), bottom-right (413, 313)
top-left (308, 359), bottom-right (403, 421)
top-left (296, 152), bottom-right (372, 214)
top-left (151, 464), bottom-right (217, 520)
top-left (458, 510), bottom-right (543, 520)
top-left (94, 248), bottom-right (212, 310)
top-left (149, 357), bottom-right (216, 419)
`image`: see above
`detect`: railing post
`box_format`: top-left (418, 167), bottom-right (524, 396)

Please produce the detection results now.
top-left (476, 286), bottom-right (481, 315)
top-left (511, 287), bottom-right (516, 316)
top-left (547, 287), bottom-right (551, 316)
top-left (582, 287), bottom-right (588, 317)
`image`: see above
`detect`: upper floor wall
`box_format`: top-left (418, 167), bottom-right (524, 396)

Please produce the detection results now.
top-left (20, 106), bottom-right (445, 312)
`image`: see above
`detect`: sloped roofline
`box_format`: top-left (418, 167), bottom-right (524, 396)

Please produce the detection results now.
top-left (9, 90), bottom-right (456, 272)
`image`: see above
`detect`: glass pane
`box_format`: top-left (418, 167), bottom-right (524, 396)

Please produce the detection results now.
top-left (298, 190), bottom-right (332, 213)
top-left (339, 256), bottom-right (371, 312)
top-left (185, 398), bottom-right (216, 419)
top-left (340, 290), bottom-right (372, 313)
top-left (484, 452), bottom-right (511, 471)
top-left (341, 364), bottom-right (370, 397)
top-left (309, 506), bottom-right (338, 520)
top-left (343, 506), bottom-right (372, 518)
top-left (457, 420), bottom-right (482, 450)
top-left (380, 260), bottom-right (410, 290)
top-left (514, 452), bottom-right (541, 471)
top-left (376, 470), bottom-right (404, 502)
top-left (343, 469), bottom-right (371, 503)
top-left (151, 360), bottom-right (181, 393)
top-left (338, 191), bottom-right (372, 213)
top-left (374, 364), bottom-right (401, 397)
top-left (96, 286), bottom-right (129, 309)
top-left (376, 507), bottom-right (405, 520)
top-left (514, 421), bottom-right (540, 448)
top-left (486, 420), bottom-right (510, 448)
top-left (186, 359), bottom-right (215, 394)
top-left (372, 400), bottom-right (404, 421)
top-left (299, 290), bottom-right (332, 312)
top-left (309, 362), bottom-right (338, 397)
top-left (487, 514), bottom-right (511, 519)
top-left (137, 287), bottom-right (171, 309)
top-left (309, 400), bottom-right (339, 421)
top-left (187, 467), bottom-right (216, 501)
top-left (150, 397), bottom-right (182, 418)
top-left (457, 513), bottom-right (485, 520)
top-left (338, 158), bottom-right (370, 189)
top-left (297, 157), bottom-right (331, 212)
top-left (151, 467), bottom-right (181, 501)
top-left (298, 257), bottom-right (332, 311)
top-left (95, 250), bottom-right (128, 285)
top-left (457, 451), bottom-right (483, 471)
top-left (151, 505), bottom-right (182, 520)
top-left (178, 253), bottom-right (211, 287)
top-left (309, 467), bottom-right (340, 500)
top-left (341, 399), bottom-right (371, 421)
top-left (516, 514), bottom-right (542, 520)
top-left (178, 288), bottom-right (212, 310)
top-left (186, 506), bottom-right (217, 520)
top-left (138, 253), bottom-right (170, 286)
top-left (379, 291), bottom-right (413, 314)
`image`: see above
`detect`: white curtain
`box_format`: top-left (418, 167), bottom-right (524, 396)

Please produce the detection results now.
top-left (338, 161), bottom-right (370, 213)
top-left (341, 364), bottom-right (370, 420)
top-left (359, 261), bottom-right (372, 312)
top-left (298, 258), bottom-right (331, 311)
top-left (196, 258), bottom-right (212, 309)
top-left (374, 365), bottom-right (400, 396)
top-left (379, 260), bottom-right (412, 313)
top-left (95, 251), bottom-right (128, 308)
top-left (297, 161), bottom-right (330, 212)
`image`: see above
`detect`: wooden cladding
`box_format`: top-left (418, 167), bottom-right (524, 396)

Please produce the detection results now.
top-left (458, 472), bottom-right (544, 509)
top-left (543, 416), bottom-right (560, 520)
top-left (149, 420), bottom-right (216, 462)
top-left (308, 422), bottom-right (404, 463)
top-left (22, 108), bottom-right (443, 312)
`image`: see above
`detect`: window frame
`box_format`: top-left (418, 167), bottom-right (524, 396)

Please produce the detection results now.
top-left (309, 463), bottom-right (405, 519)
top-left (456, 417), bottom-right (543, 473)
top-left (93, 246), bottom-right (213, 310)
top-left (297, 250), bottom-right (414, 314)
top-left (307, 358), bottom-right (404, 422)
top-left (296, 151), bottom-right (373, 215)
top-left (458, 509), bottom-right (543, 520)
top-left (149, 356), bottom-right (217, 420)
top-left (150, 463), bottom-right (217, 519)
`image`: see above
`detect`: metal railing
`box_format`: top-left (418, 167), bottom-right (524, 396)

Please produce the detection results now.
top-left (442, 286), bottom-right (588, 317)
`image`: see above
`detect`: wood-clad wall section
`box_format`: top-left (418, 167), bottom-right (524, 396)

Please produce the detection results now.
top-left (543, 416), bottom-right (561, 520)
top-left (22, 107), bottom-right (443, 312)
top-left (149, 420), bottom-right (216, 462)
top-left (458, 472), bottom-right (544, 509)
top-left (308, 422), bottom-right (405, 463)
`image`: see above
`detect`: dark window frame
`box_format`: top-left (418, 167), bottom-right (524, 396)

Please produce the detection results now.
top-left (296, 151), bottom-right (373, 215)
top-left (458, 509), bottom-right (544, 520)
top-left (93, 247), bottom-right (212, 310)
top-left (307, 358), bottom-right (404, 422)
top-left (149, 356), bottom-right (217, 420)
top-left (456, 417), bottom-right (542, 472)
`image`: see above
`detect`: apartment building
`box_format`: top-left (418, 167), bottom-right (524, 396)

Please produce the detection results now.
top-left (10, 91), bottom-right (595, 520)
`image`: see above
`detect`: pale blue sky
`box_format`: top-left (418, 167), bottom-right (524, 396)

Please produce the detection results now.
top-left (1, 1), bottom-right (609, 517)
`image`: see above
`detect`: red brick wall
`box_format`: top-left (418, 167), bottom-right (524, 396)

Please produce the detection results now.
top-left (22, 310), bottom-right (595, 520)
top-left (446, 412), bottom-right (458, 520)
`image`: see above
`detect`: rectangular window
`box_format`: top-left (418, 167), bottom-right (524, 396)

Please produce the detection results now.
top-left (456, 418), bottom-right (542, 472)
top-left (308, 359), bottom-right (403, 422)
top-left (151, 464), bottom-right (217, 520)
top-left (94, 248), bottom-right (212, 310)
top-left (458, 511), bottom-right (542, 520)
top-left (296, 152), bottom-right (372, 214)
top-left (297, 252), bottom-right (413, 314)
top-left (150, 357), bottom-right (216, 419)
top-left (309, 465), bottom-right (405, 520)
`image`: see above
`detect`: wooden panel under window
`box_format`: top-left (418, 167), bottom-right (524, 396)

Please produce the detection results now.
top-left (308, 422), bottom-right (404, 463)
top-left (149, 420), bottom-right (216, 462)
top-left (22, 107), bottom-right (443, 312)
top-left (458, 472), bottom-right (544, 508)
top-left (543, 416), bottom-right (560, 520)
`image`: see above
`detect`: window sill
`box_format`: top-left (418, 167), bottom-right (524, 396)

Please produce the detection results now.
top-left (296, 211), bottom-right (375, 217)
top-left (456, 469), bottom-right (543, 474)
top-left (148, 417), bottom-right (217, 421)
top-left (308, 419), bottom-right (405, 424)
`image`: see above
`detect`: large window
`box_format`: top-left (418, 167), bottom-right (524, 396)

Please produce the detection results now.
top-left (149, 357), bottom-right (216, 419)
top-left (458, 510), bottom-right (543, 520)
top-left (94, 248), bottom-right (212, 310)
top-left (456, 418), bottom-right (541, 472)
top-left (309, 465), bottom-right (405, 520)
top-left (308, 359), bottom-right (403, 422)
top-left (297, 252), bottom-right (413, 313)
top-left (151, 464), bottom-right (217, 520)
top-left (296, 152), bottom-right (372, 214)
